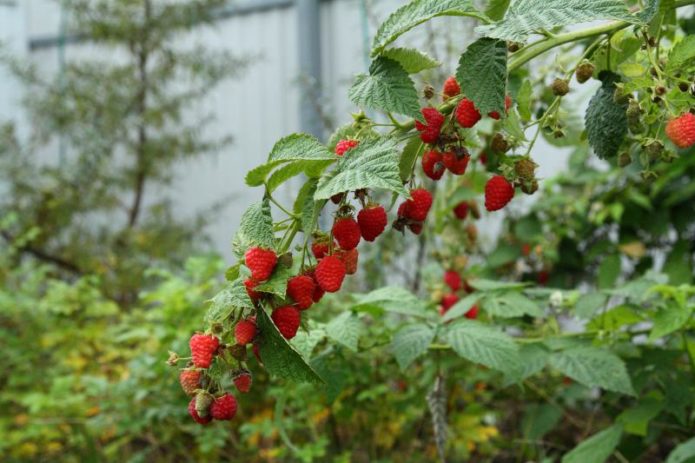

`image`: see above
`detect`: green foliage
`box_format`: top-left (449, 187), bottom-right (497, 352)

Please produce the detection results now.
top-left (391, 323), bottom-right (436, 369)
top-left (445, 320), bottom-right (520, 372)
top-left (381, 47), bottom-right (440, 74)
top-left (549, 346), bottom-right (635, 395)
top-left (232, 199), bottom-right (276, 255)
top-left (456, 38), bottom-right (508, 114)
top-left (561, 424), bottom-right (623, 463)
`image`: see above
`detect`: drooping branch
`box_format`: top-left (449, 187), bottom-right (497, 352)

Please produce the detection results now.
top-left (1, 230), bottom-right (82, 275)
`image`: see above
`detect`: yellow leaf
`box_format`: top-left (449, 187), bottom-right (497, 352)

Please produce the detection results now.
top-left (619, 241), bottom-right (646, 258)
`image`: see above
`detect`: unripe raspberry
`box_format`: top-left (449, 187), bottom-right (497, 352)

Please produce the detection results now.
top-left (551, 78), bottom-right (570, 96)
top-left (575, 61), bottom-right (595, 83)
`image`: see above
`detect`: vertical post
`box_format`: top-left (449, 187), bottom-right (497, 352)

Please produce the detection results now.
top-left (297, 0), bottom-right (322, 139)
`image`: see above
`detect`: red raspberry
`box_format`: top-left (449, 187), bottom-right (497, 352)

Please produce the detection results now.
top-left (455, 98), bottom-right (481, 128)
top-left (453, 201), bottom-right (469, 219)
top-left (666, 112), bottom-right (695, 148)
top-left (537, 270), bottom-right (550, 286)
top-left (415, 107), bottom-right (445, 144)
top-left (188, 397), bottom-right (211, 425)
top-left (443, 270), bottom-right (462, 291)
top-left (244, 247), bottom-right (277, 281)
top-left (287, 274), bottom-right (316, 310)
top-left (332, 216), bottom-right (361, 250)
top-left (233, 371), bottom-right (252, 393)
top-left (421, 150), bottom-right (445, 180)
top-left (311, 239), bottom-right (332, 259)
top-left (357, 204), bottom-right (388, 241)
top-left (210, 393), bottom-right (237, 420)
top-left (488, 95), bottom-right (512, 120)
top-left (397, 201), bottom-right (410, 218)
top-left (314, 255), bottom-right (346, 292)
top-left (405, 188), bottom-right (433, 222)
top-left (521, 243), bottom-right (531, 256)
top-left (442, 150), bottom-right (470, 175)
top-left (189, 333), bottom-right (219, 369)
top-left (335, 139), bottom-right (359, 156)
top-left (441, 294), bottom-right (459, 313)
top-left (484, 175), bottom-right (515, 211)
top-left (234, 318), bottom-right (257, 345)
top-left (179, 369), bottom-right (201, 396)
top-left (336, 248), bottom-right (359, 275)
top-left (271, 305), bottom-right (301, 339)
top-left (312, 283), bottom-right (325, 302)
top-left (442, 76), bottom-right (460, 98)
top-left (479, 152), bottom-right (488, 165)
top-left (465, 304), bottom-right (479, 319)
top-left (408, 223), bottom-right (423, 235)
top-left (244, 278), bottom-right (261, 303)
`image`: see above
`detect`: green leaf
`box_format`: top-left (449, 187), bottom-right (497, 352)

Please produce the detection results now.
top-left (205, 279), bottom-right (253, 323)
top-left (650, 302), bottom-right (692, 340)
top-left (445, 320), bottom-right (520, 371)
top-left (522, 403), bottom-right (563, 440)
top-left (232, 199), bottom-right (275, 256)
top-left (256, 307), bottom-right (325, 384)
top-left (245, 133), bottom-right (335, 187)
top-left (326, 312), bottom-right (361, 352)
top-left (617, 396), bottom-right (663, 436)
top-left (371, 0), bottom-right (485, 56)
top-left (314, 137), bottom-right (407, 200)
top-left (291, 327), bottom-right (326, 359)
top-left (549, 346), bottom-right (635, 395)
top-left (585, 73), bottom-right (628, 160)
top-left (294, 178), bottom-right (324, 234)
top-left (391, 323), bottom-right (435, 369)
top-left (456, 38), bottom-right (507, 115)
top-left (597, 253), bottom-right (621, 289)
top-left (484, 291), bottom-right (543, 318)
top-left (442, 293), bottom-right (478, 322)
top-left (485, 0), bottom-right (511, 21)
top-left (505, 343), bottom-right (550, 383)
top-left (255, 264), bottom-right (295, 297)
top-left (353, 286), bottom-right (430, 317)
top-left (468, 279), bottom-right (528, 291)
top-left (349, 57), bottom-right (421, 120)
top-left (575, 292), bottom-right (608, 318)
top-left (664, 240), bottom-right (693, 285)
top-left (381, 47), bottom-right (440, 74)
top-left (667, 35), bottom-right (695, 73)
top-left (561, 424), bottom-right (623, 463)
top-left (666, 437), bottom-right (695, 463)
top-left (400, 136), bottom-right (424, 182)
top-left (477, 0), bottom-right (638, 42)
top-left (517, 80), bottom-right (533, 122)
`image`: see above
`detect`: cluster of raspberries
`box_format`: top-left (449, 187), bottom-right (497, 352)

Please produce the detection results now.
top-left (438, 269), bottom-right (479, 319)
top-left (415, 76), bottom-right (516, 212)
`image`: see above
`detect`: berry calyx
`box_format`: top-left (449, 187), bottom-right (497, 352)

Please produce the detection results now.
top-left (357, 204), bottom-right (388, 241)
top-left (271, 305), bottom-right (301, 339)
top-left (314, 255), bottom-right (346, 292)
top-left (484, 175), bottom-right (515, 211)
top-left (244, 247), bottom-right (277, 282)
top-left (188, 397), bottom-right (212, 425)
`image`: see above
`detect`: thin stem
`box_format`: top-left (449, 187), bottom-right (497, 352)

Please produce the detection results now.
top-left (266, 191), bottom-right (296, 218)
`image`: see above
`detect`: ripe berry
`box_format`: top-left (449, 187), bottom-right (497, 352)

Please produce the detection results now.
top-left (465, 304), bottom-right (479, 319)
top-left (287, 274), bottom-right (316, 310)
top-left (488, 95), bottom-right (512, 120)
top-left (332, 216), bottom-right (361, 250)
top-left (234, 319), bottom-right (257, 345)
top-left (408, 223), bottom-right (423, 235)
top-left (453, 202), bottom-right (469, 220)
top-left (271, 305), bottom-right (301, 339)
top-left (406, 188), bottom-right (433, 222)
top-left (244, 278), bottom-right (261, 303)
top-left (415, 107), bottom-right (445, 144)
top-left (665, 112), bottom-right (695, 148)
top-left (357, 204), bottom-right (388, 241)
top-left (179, 369), bottom-right (201, 396)
top-left (311, 239), bottom-right (332, 259)
top-left (335, 139), bottom-right (359, 156)
top-left (422, 150), bottom-right (445, 180)
top-left (444, 270), bottom-right (462, 291)
top-left (314, 255), bottom-right (346, 292)
top-left (442, 150), bottom-right (470, 175)
top-left (188, 397), bottom-right (211, 425)
top-left (189, 333), bottom-right (219, 369)
top-left (337, 248), bottom-right (359, 275)
top-left (442, 76), bottom-right (461, 98)
top-left (245, 247), bottom-right (277, 281)
top-left (455, 98), bottom-right (481, 128)
top-left (233, 371), bottom-right (252, 393)
top-left (210, 393), bottom-right (238, 421)
top-left (484, 175), bottom-right (515, 211)
top-left (441, 294), bottom-right (459, 313)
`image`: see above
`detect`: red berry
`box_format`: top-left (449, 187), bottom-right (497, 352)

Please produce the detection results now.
top-left (271, 305), bottom-right (301, 339)
top-left (442, 150), bottom-right (470, 175)
top-left (441, 293), bottom-right (459, 312)
top-left (443, 270), bottom-right (462, 291)
top-left (189, 333), bottom-right (219, 369)
top-left (405, 188), bottom-right (433, 222)
top-left (210, 393), bottom-right (237, 421)
top-left (537, 270), bottom-right (550, 286)
top-left (422, 150), bottom-right (445, 180)
top-left (484, 175), bottom-right (515, 211)
top-left (455, 98), bottom-right (481, 128)
top-left (357, 204), bottom-right (388, 241)
top-left (442, 76), bottom-right (460, 98)
top-left (179, 369), bottom-right (201, 396)
top-left (453, 202), bottom-right (469, 220)
top-left (332, 216), bottom-right (361, 250)
top-left (408, 223), bottom-right (423, 235)
top-left (235, 319), bottom-right (257, 345)
top-left (244, 278), bottom-right (261, 303)
top-left (666, 112), bottom-right (695, 148)
top-left (336, 248), bottom-right (359, 275)
top-left (233, 371), bottom-right (252, 393)
top-left (488, 95), bottom-right (512, 120)
top-left (465, 304), bottom-right (479, 319)
top-left (311, 239), bottom-right (332, 259)
top-left (335, 139), bottom-right (359, 156)
top-left (244, 247), bottom-right (277, 281)
top-left (188, 397), bottom-right (211, 425)
top-left (314, 255), bottom-right (346, 292)
top-left (415, 107), bottom-right (445, 144)
top-left (479, 152), bottom-right (488, 165)
top-left (521, 243), bottom-right (531, 256)
top-left (312, 284), bottom-right (325, 302)
top-left (397, 201), bottom-right (410, 218)
top-left (287, 274), bottom-right (316, 310)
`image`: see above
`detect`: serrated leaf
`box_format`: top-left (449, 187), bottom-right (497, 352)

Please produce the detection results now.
top-left (549, 346), bottom-right (635, 395)
top-left (456, 38), bottom-right (507, 115)
top-left (255, 264), bottom-right (294, 297)
top-left (442, 293), bottom-right (478, 322)
top-left (291, 327), bottom-right (326, 359)
top-left (484, 291), bottom-right (543, 318)
top-left (617, 396), bottom-right (663, 436)
top-left (381, 47), bottom-right (440, 74)
top-left (205, 279), bottom-right (253, 323)
top-left (477, 0), bottom-right (639, 42)
top-left (585, 73), bottom-right (628, 160)
top-left (391, 323), bottom-right (435, 369)
top-left (445, 320), bottom-right (520, 371)
top-left (561, 424), bottom-right (623, 463)
top-left (486, 0), bottom-right (511, 20)
top-left (505, 343), bottom-right (550, 384)
top-left (502, 109), bottom-right (527, 141)
top-left (326, 312), bottom-right (361, 352)
top-left (649, 302), bottom-right (692, 340)
top-left (575, 292), bottom-right (608, 318)
top-left (666, 437), bottom-right (695, 463)
top-left (667, 35), bottom-right (695, 73)
top-left (371, 0), bottom-right (485, 56)
top-left (522, 403), bottom-right (563, 440)
top-left (256, 307), bottom-right (325, 384)
top-left (399, 136), bottom-right (424, 182)
top-left (349, 57), bottom-right (421, 119)
top-left (232, 199), bottom-right (275, 256)
top-left (315, 137), bottom-right (407, 200)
